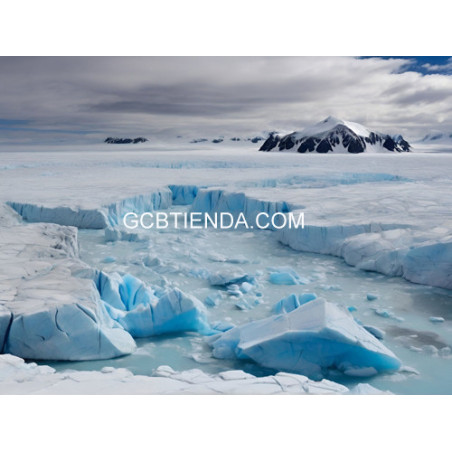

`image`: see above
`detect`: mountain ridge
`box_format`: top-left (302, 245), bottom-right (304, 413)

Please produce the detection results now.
top-left (259, 117), bottom-right (411, 154)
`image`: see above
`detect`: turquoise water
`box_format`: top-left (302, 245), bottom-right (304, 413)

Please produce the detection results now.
top-left (49, 207), bottom-right (452, 394)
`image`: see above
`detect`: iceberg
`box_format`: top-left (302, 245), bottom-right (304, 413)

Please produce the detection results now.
top-left (96, 271), bottom-right (211, 337)
top-left (207, 271), bottom-right (255, 288)
top-left (5, 301), bottom-right (136, 361)
top-left (0, 211), bottom-right (211, 361)
top-left (429, 317), bottom-right (445, 323)
top-left (268, 267), bottom-right (309, 285)
top-left (209, 298), bottom-right (401, 379)
top-left (0, 219), bottom-right (136, 361)
top-left (273, 293), bottom-right (317, 314)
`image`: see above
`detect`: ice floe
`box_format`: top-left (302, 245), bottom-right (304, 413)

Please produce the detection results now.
top-left (0, 354), bottom-right (389, 395)
top-left (209, 298), bottom-right (401, 379)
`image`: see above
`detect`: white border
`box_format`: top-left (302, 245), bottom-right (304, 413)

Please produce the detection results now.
top-left (0, 0), bottom-right (450, 56)
top-left (1, 1), bottom-right (450, 450)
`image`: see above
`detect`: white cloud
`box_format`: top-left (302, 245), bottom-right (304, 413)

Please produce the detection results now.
top-left (422, 57), bottom-right (452, 73)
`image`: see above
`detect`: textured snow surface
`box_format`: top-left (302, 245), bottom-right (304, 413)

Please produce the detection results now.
top-left (0, 354), bottom-right (390, 394)
top-left (1, 146), bottom-right (452, 393)
top-left (209, 298), bottom-right (401, 379)
top-left (300, 116), bottom-right (371, 138)
top-left (0, 204), bottom-right (210, 361)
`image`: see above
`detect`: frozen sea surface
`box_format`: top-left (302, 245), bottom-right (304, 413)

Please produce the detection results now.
top-left (1, 145), bottom-right (452, 394)
top-left (43, 205), bottom-right (452, 394)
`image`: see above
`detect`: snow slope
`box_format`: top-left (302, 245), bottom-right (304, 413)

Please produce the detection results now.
top-left (413, 133), bottom-right (452, 153)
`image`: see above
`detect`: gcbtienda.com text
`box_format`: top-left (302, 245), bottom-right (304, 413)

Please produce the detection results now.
top-left (123, 211), bottom-right (304, 230)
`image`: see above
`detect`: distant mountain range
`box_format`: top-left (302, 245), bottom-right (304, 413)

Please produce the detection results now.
top-left (421, 133), bottom-right (452, 143)
top-left (190, 136), bottom-right (264, 144)
top-left (259, 117), bottom-right (411, 154)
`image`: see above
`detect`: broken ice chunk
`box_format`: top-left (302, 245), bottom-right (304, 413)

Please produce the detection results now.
top-left (208, 272), bottom-right (255, 288)
top-left (211, 320), bottom-right (235, 333)
top-left (268, 267), bottom-right (309, 285)
top-left (240, 282), bottom-right (254, 294)
top-left (209, 298), bottom-right (401, 379)
top-left (204, 293), bottom-right (221, 308)
top-left (272, 293), bottom-right (317, 314)
top-left (102, 256), bottom-right (116, 263)
top-left (96, 271), bottom-right (211, 337)
top-left (373, 308), bottom-right (404, 322)
top-left (235, 299), bottom-right (252, 311)
top-left (429, 316), bottom-right (445, 323)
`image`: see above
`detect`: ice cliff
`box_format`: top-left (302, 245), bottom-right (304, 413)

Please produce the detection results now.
top-left (0, 204), bottom-right (210, 361)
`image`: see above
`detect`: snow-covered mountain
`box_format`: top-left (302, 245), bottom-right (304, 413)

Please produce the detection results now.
top-left (259, 116), bottom-right (411, 154)
top-left (421, 132), bottom-right (452, 143)
top-left (412, 133), bottom-right (452, 153)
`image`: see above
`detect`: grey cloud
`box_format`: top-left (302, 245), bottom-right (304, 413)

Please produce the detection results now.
top-left (394, 88), bottom-right (452, 106)
top-left (1, 56), bottom-right (452, 144)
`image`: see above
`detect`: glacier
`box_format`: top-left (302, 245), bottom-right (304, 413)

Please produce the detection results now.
top-left (209, 298), bottom-right (401, 379)
top-left (4, 163), bottom-right (452, 290)
top-left (1, 145), bottom-right (452, 394)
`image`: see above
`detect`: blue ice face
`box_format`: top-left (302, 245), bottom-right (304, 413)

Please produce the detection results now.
top-left (210, 298), bottom-right (401, 379)
top-left (96, 271), bottom-right (212, 339)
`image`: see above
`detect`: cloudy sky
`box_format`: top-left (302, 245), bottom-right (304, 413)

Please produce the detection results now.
top-left (1, 56), bottom-right (452, 144)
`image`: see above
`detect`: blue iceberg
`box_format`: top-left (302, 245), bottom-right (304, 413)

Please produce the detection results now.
top-left (268, 267), bottom-right (309, 285)
top-left (96, 271), bottom-right (211, 338)
top-left (209, 298), bottom-right (401, 379)
top-left (273, 293), bottom-right (317, 314)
